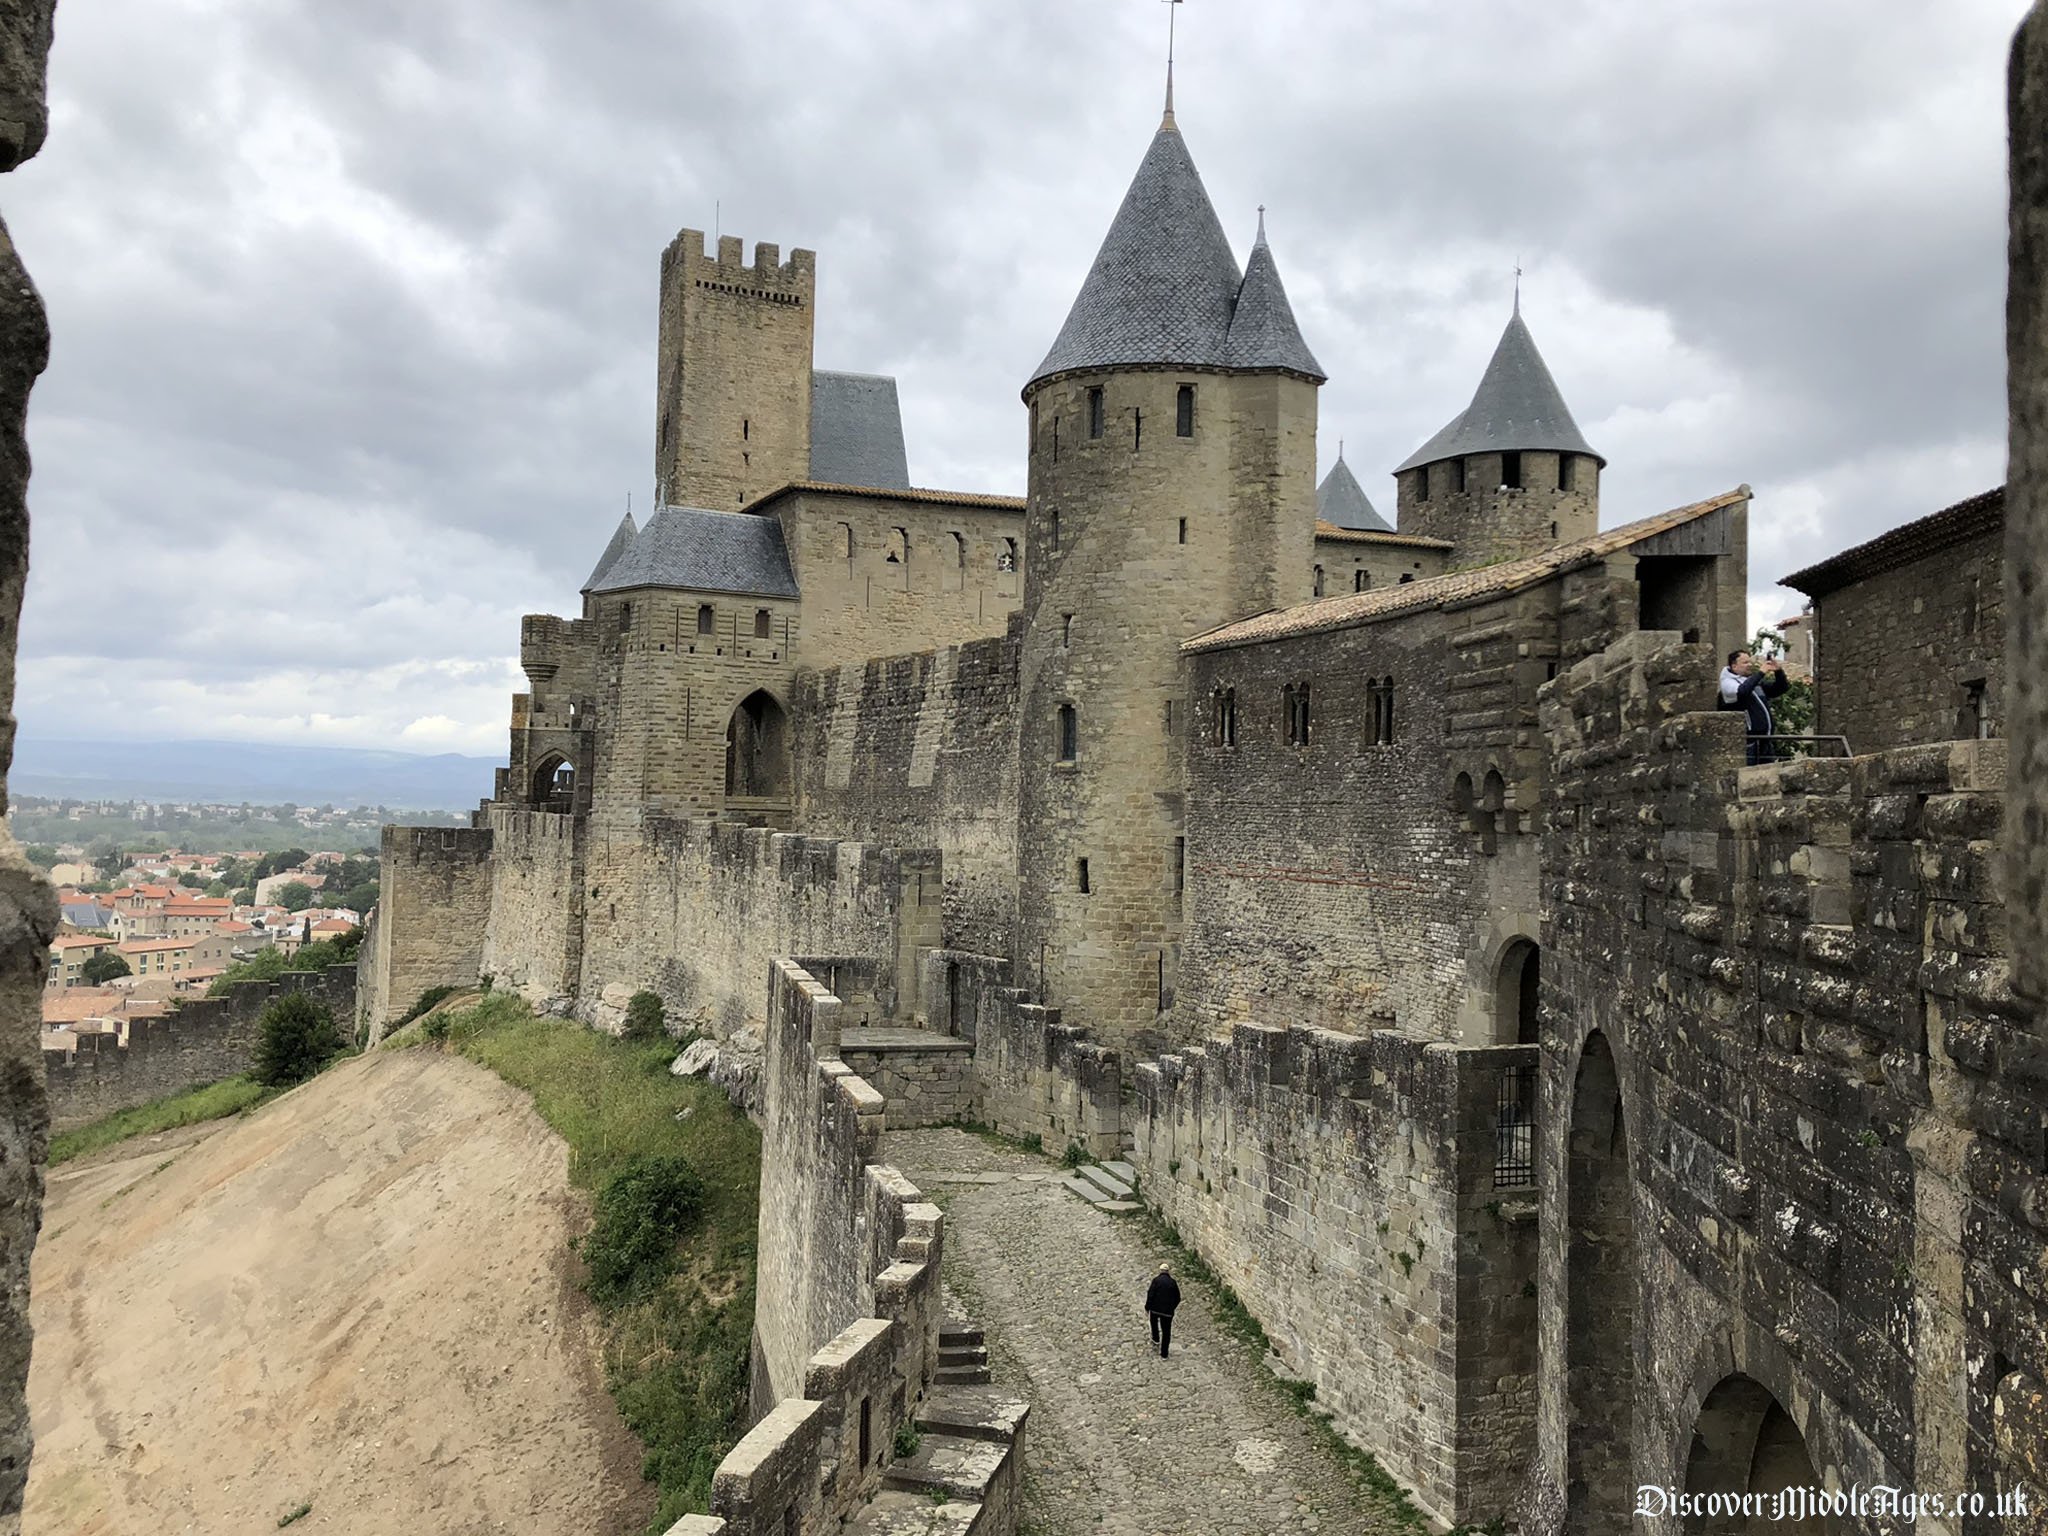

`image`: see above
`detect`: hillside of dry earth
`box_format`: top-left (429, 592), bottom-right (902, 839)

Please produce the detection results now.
top-left (24, 1049), bottom-right (651, 1535)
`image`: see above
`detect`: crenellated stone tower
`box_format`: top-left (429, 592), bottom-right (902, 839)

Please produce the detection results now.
top-left (1392, 299), bottom-right (1603, 565)
top-left (1012, 89), bottom-right (1324, 1053)
top-left (655, 231), bottom-right (817, 511)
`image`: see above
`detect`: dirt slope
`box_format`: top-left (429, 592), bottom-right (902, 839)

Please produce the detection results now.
top-left (24, 1049), bottom-right (652, 1536)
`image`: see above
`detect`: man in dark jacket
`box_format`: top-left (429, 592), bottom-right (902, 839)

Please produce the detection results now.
top-left (1719, 651), bottom-right (1791, 765)
top-left (1145, 1263), bottom-right (1181, 1359)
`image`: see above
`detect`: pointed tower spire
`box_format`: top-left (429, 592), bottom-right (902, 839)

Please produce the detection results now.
top-left (1162, 0), bottom-right (1180, 128)
top-left (1317, 454), bottom-right (1391, 532)
top-left (581, 511), bottom-right (639, 593)
top-left (1222, 207), bottom-right (1324, 377)
top-left (1396, 305), bottom-right (1602, 472)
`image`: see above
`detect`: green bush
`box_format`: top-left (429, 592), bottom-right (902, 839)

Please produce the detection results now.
top-left (582, 1154), bottom-right (707, 1305)
top-left (624, 990), bottom-right (667, 1042)
top-left (253, 992), bottom-right (346, 1088)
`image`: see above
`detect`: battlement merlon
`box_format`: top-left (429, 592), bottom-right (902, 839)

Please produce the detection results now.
top-left (661, 228), bottom-right (817, 299)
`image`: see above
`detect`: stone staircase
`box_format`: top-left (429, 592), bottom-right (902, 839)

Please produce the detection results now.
top-left (841, 1322), bottom-right (1030, 1535)
top-left (1059, 1158), bottom-right (1141, 1214)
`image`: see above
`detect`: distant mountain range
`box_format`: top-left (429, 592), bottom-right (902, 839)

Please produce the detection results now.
top-left (10, 738), bottom-right (499, 812)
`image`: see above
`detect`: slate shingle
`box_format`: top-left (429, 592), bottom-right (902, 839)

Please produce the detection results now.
top-left (587, 506), bottom-right (800, 598)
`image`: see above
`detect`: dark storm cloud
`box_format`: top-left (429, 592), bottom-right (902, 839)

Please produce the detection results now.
top-left (8, 0), bottom-right (2024, 750)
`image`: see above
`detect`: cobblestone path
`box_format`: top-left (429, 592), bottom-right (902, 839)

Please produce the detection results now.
top-left (883, 1128), bottom-right (1416, 1536)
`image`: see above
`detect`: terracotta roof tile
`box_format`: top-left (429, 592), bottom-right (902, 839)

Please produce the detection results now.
top-left (1312, 520), bottom-right (1452, 549)
top-left (743, 482), bottom-right (1025, 515)
top-left (1187, 487), bottom-right (1750, 654)
top-left (1780, 485), bottom-right (2003, 597)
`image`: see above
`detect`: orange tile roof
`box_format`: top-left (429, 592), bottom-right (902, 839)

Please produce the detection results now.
top-left (1186, 488), bottom-right (1750, 654)
top-left (118, 937), bottom-right (195, 955)
top-left (216, 920), bottom-right (254, 934)
top-left (1312, 520), bottom-right (1454, 549)
top-left (51, 935), bottom-right (116, 950)
top-left (309, 919), bottom-right (354, 933)
top-left (42, 989), bottom-right (126, 1024)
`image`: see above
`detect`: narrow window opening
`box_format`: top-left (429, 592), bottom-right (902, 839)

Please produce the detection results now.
top-left (1313, 564), bottom-right (1325, 598)
top-left (1416, 465), bottom-right (1430, 502)
top-left (1174, 836), bottom-right (1186, 895)
top-left (1061, 613), bottom-right (1073, 648)
top-left (1558, 454), bottom-right (1575, 492)
top-left (1284, 683), bottom-right (1312, 746)
top-left (1077, 857), bottom-right (1091, 893)
top-left (1176, 384), bottom-right (1195, 437)
top-left (1052, 417), bottom-right (1060, 463)
top-left (696, 604), bottom-right (714, 635)
top-left (1550, 521), bottom-right (1558, 540)
top-left (1964, 679), bottom-right (1991, 739)
top-left (1049, 508), bottom-right (1060, 551)
top-left (1399, 573), bottom-right (1415, 584)
top-left (999, 536), bottom-right (1018, 573)
top-left (1163, 698), bottom-right (1175, 733)
top-left (1057, 702), bottom-right (1077, 762)
top-left (1501, 450), bottom-right (1523, 489)
top-left (753, 609), bottom-right (770, 638)
top-left (1545, 660), bottom-right (1560, 681)
top-left (617, 601), bottom-right (632, 634)
top-left (1177, 517), bottom-right (1187, 545)
top-left (840, 523), bottom-right (855, 560)
top-left (1354, 569), bottom-right (1369, 592)
top-left (952, 530), bottom-right (966, 569)
top-left (1087, 386), bottom-right (1105, 438)
top-left (1452, 458), bottom-right (1467, 493)
top-left (1369, 676), bottom-right (1398, 745)
top-left (742, 417), bottom-right (750, 442)
top-left (859, 1396), bottom-right (872, 1467)
top-left (1215, 687), bottom-right (1238, 747)
top-left (1134, 407), bottom-right (1142, 450)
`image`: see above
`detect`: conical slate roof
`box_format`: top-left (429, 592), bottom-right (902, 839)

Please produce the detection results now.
top-left (1316, 452), bottom-right (1390, 531)
top-left (581, 512), bottom-right (637, 592)
top-left (1396, 308), bottom-right (1602, 473)
top-left (1222, 218), bottom-right (1323, 377)
top-left (1028, 120), bottom-right (1324, 388)
top-left (587, 507), bottom-right (799, 598)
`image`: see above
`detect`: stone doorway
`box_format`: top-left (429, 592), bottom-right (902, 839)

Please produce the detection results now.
top-left (1683, 1374), bottom-right (1826, 1534)
top-left (1565, 1031), bottom-right (1635, 1535)
top-left (1495, 938), bottom-right (1540, 1045)
top-left (725, 689), bottom-right (791, 802)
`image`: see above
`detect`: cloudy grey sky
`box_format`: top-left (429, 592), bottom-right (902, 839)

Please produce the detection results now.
top-left (8, 0), bottom-right (2024, 755)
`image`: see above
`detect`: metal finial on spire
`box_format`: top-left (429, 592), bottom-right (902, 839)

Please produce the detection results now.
top-left (1338, 437), bottom-right (1345, 461)
top-left (1162, 0), bottom-right (1182, 126)
top-left (1256, 203), bottom-right (1266, 243)
top-left (1513, 259), bottom-right (1522, 315)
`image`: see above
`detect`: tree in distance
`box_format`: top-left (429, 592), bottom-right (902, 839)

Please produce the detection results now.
top-left (253, 992), bottom-right (345, 1088)
top-left (81, 950), bottom-right (131, 986)
top-left (275, 881), bottom-right (315, 913)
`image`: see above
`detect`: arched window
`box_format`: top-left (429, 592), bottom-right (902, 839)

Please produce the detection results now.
top-left (1056, 703), bottom-right (1078, 762)
top-left (1495, 939), bottom-right (1540, 1045)
top-left (1354, 569), bottom-right (1369, 592)
top-left (1214, 687), bottom-right (1237, 747)
top-left (753, 609), bottom-right (771, 638)
top-left (532, 754), bottom-right (575, 811)
top-left (1176, 384), bottom-right (1195, 438)
top-left (1369, 677), bottom-right (1396, 745)
top-left (1284, 683), bottom-right (1311, 746)
top-left (998, 537), bottom-right (1017, 574)
top-left (886, 526), bottom-right (907, 565)
top-left (951, 530), bottom-right (966, 569)
top-left (839, 523), bottom-right (855, 560)
top-left (1313, 564), bottom-right (1325, 597)
top-left (696, 604), bottom-right (714, 635)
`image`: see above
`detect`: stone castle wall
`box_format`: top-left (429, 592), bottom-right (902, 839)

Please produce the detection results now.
top-left (361, 825), bottom-right (494, 1037)
top-left (791, 626), bottom-right (1021, 956)
top-left (478, 807), bottom-right (581, 1003)
top-left (1129, 1023), bottom-right (1537, 1524)
top-left (1813, 520), bottom-right (2005, 753)
top-left (1528, 630), bottom-right (2047, 1531)
top-left (568, 819), bottom-right (941, 1041)
top-left (1395, 450), bottom-right (1601, 566)
top-left (44, 966), bottom-right (356, 1132)
top-left (753, 957), bottom-right (943, 1412)
top-left (772, 489), bottom-right (1026, 672)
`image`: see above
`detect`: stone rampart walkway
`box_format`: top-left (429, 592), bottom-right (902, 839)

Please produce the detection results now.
top-left (881, 1128), bottom-right (1416, 1536)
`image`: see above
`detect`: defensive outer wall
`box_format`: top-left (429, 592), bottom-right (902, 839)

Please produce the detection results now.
top-left (42, 965), bottom-right (357, 1133)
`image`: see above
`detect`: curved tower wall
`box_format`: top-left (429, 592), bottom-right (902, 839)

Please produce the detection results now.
top-left (1013, 364), bottom-right (1318, 1052)
top-left (1393, 450), bottom-right (1600, 565)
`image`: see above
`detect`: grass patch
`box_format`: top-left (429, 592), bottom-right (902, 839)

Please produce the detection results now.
top-left (50, 1074), bottom-right (273, 1166)
top-left (418, 993), bottom-right (760, 1533)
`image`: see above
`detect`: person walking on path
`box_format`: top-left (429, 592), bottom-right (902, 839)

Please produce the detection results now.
top-left (1719, 650), bottom-right (1792, 765)
top-left (1145, 1262), bottom-right (1181, 1359)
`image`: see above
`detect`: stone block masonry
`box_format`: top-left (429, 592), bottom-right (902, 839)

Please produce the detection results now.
top-left (1129, 1021), bottom-right (1536, 1526)
top-left (1529, 629), bottom-right (2047, 1532)
top-left (792, 625), bottom-right (1021, 958)
top-left (361, 824), bottom-right (494, 1039)
top-left (839, 1030), bottom-right (973, 1130)
top-left (571, 818), bottom-right (942, 1043)
top-left (44, 965), bottom-right (356, 1132)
